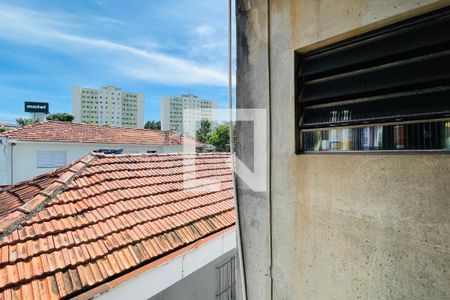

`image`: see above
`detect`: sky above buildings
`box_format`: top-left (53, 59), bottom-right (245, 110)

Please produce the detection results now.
top-left (0, 0), bottom-right (235, 123)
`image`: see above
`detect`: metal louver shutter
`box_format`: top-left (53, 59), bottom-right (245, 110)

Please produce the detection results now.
top-left (298, 7), bottom-right (450, 129)
top-left (297, 7), bottom-right (450, 153)
top-left (37, 151), bottom-right (66, 168)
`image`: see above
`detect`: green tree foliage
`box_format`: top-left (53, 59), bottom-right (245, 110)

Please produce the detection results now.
top-left (144, 120), bottom-right (161, 130)
top-left (16, 118), bottom-right (37, 126)
top-left (46, 113), bottom-right (74, 122)
top-left (207, 123), bottom-right (231, 152)
top-left (0, 125), bottom-right (15, 133)
top-left (195, 120), bottom-right (212, 143)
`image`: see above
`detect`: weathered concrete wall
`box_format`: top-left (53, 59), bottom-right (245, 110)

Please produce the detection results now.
top-left (291, 155), bottom-right (450, 299)
top-left (5, 142), bottom-right (185, 184)
top-left (236, 0), bottom-right (450, 299)
top-left (236, 1), bottom-right (272, 299)
top-left (267, 1), bottom-right (296, 298)
top-left (291, 0), bottom-right (450, 51)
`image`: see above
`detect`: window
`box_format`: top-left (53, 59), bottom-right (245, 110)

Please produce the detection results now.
top-left (216, 257), bottom-right (235, 300)
top-left (37, 151), bottom-right (66, 168)
top-left (93, 149), bottom-right (123, 154)
top-left (297, 7), bottom-right (450, 153)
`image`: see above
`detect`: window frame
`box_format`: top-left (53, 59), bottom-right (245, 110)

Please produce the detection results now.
top-left (216, 256), bottom-right (236, 300)
top-left (36, 151), bottom-right (67, 168)
top-left (295, 7), bottom-right (450, 154)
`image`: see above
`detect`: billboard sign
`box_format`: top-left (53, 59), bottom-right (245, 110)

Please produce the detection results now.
top-left (24, 102), bottom-right (49, 114)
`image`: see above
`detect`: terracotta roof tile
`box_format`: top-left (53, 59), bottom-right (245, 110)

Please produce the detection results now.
top-left (1, 121), bottom-right (200, 146)
top-left (0, 152), bottom-right (234, 299)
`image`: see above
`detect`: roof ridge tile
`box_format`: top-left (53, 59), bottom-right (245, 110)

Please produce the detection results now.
top-left (2, 121), bottom-right (202, 146)
top-left (0, 155), bottom-right (98, 239)
top-left (0, 212), bottom-right (26, 234)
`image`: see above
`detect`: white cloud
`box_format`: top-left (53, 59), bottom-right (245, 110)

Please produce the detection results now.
top-left (0, 3), bottom-right (232, 87)
top-left (195, 25), bottom-right (215, 36)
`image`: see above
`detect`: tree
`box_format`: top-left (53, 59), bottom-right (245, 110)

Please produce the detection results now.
top-left (207, 123), bottom-right (231, 152)
top-left (46, 113), bottom-right (74, 122)
top-left (195, 120), bottom-right (212, 143)
top-left (144, 120), bottom-right (161, 130)
top-left (0, 125), bottom-right (14, 133)
top-left (16, 118), bottom-right (37, 126)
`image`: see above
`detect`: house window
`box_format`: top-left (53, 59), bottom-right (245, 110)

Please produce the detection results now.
top-left (37, 151), bottom-right (66, 168)
top-left (297, 7), bottom-right (450, 153)
top-left (216, 257), bottom-right (235, 300)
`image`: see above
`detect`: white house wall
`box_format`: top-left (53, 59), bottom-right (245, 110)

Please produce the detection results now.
top-left (95, 229), bottom-right (236, 300)
top-left (3, 141), bottom-right (189, 184)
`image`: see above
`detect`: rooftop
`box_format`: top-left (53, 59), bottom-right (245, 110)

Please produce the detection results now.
top-left (0, 123), bottom-right (17, 128)
top-left (0, 152), bottom-right (234, 299)
top-left (0, 121), bottom-right (200, 146)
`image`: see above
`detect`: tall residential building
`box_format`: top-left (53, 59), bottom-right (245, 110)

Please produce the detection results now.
top-left (72, 86), bottom-right (144, 128)
top-left (161, 94), bottom-right (217, 135)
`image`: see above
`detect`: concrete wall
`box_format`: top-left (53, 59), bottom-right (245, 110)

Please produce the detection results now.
top-left (236, 0), bottom-right (450, 299)
top-left (291, 155), bottom-right (450, 299)
top-left (0, 141), bottom-right (188, 184)
top-left (150, 250), bottom-right (235, 300)
top-left (235, 1), bottom-right (272, 299)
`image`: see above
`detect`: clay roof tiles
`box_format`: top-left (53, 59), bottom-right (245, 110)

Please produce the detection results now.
top-left (1, 121), bottom-right (200, 146)
top-left (0, 152), bottom-right (234, 299)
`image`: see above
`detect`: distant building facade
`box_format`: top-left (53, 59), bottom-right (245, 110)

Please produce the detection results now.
top-left (161, 94), bottom-right (217, 135)
top-left (72, 86), bottom-right (144, 128)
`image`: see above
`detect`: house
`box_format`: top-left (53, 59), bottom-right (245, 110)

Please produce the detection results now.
top-left (0, 121), bottom-right (202, 184)
top-left (0, 152), bottom-right (235, 299)
top-left (235, 1), bottom-right (450, 299)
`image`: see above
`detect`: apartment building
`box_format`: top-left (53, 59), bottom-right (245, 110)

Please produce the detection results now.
top-left (160, 94), bottom-right (217, 135)
top-left (72, 85), bottom-right (144, 128)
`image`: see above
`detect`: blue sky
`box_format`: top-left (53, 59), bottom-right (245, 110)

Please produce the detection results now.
top-left (0, 0), bottom-right (235, 123)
